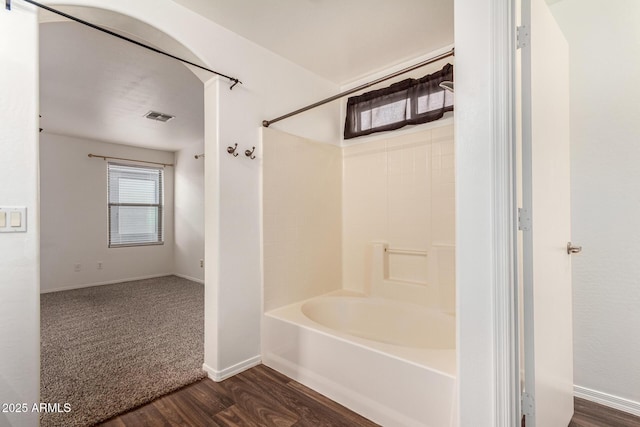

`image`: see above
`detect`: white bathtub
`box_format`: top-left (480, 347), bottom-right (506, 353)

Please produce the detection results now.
top-left (302, 295), bottom-right (455, 350)
top-left (262, 291), bottom-right (457, 427)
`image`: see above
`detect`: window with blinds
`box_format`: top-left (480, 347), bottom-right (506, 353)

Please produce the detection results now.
top-left (108, 163), bottom-right (164, 247)
top-left (344, 63), bottom-right (454, 139)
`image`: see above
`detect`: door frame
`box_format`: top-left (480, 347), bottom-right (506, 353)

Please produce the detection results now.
top-left (454, 0), bottom-right (521, 425)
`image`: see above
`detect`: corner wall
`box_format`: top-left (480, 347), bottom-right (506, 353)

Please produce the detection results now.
top-left (39, 133), bottom-right (175, 292)
top-left (174, 141), bottom-right (204, 283)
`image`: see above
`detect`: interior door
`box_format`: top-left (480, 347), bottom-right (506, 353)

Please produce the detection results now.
top-left (520, 0), bottom-right (574, 425)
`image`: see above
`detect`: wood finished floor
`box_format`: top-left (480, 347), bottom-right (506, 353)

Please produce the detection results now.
top-left (569, 397), bottom-right (640, 427)
top-left (100, 365), bottom-right (640, 427)
top-left (99, 364), bottom-right (380, 427)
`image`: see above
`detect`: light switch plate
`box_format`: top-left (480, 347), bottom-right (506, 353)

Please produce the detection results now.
top-left (0, 207), bottom-right (27, 232)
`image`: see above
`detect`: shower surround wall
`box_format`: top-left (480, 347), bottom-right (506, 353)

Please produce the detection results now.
top-left (263, 124), bottom-right (455, 310)
top-left (262, 123), bottom-right (456, 426)
top-left (343, 124), bottom-right (455, 311)
top-left (262, 128), bottom-right (342, 311)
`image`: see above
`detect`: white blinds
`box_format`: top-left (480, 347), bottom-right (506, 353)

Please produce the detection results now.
top-left (108, 163), bottom-right (164, 247)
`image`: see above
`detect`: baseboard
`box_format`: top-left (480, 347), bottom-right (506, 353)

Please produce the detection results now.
top-left (574, 385), bottom-right (640, 417)
top-left (40, 273), bottom-right (175, 294)
top-left (203, 355), bottom-right (262, 382)
top-left (173, 273), bottom-right (204, 284)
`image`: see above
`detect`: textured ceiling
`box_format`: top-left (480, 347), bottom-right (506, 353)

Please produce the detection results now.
top-left (39, 22), bottom-right (204, 152)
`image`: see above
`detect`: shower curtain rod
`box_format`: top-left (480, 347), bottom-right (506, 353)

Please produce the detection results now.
top-left (16, 0), bottom-right (243, 89)
top-left (262, 48), bottom-right (454, 128)
top-left (88, 154), bottom-right (174, 167)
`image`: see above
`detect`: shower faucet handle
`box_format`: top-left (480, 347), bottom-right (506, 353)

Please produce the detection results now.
top-left (567, 242), bottom-right (582, 255)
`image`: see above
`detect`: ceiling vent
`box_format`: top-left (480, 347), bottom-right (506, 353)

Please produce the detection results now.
top-left (144, 111), bottom-right (175, 123)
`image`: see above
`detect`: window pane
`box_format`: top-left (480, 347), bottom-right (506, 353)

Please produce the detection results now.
top-left (118, 178), bottom-right (157, 204)
top-left (371, 99), bottom-right (407, 128)
top-left (109, 206), bottom-right (161, 246)
top-left (107, 163), bottom-right (164, 247)
top-left (118, 206), bottom-right (157, 235)
top-left (417, 91), bottom-right (445, 114)
top-left (108, 164), bottom-right (162, 204)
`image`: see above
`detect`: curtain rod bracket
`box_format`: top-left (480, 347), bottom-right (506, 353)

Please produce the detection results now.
top-left (229, 78), bottom-right (241, 90)
top-left (262, 120), bottom-right (270, 128)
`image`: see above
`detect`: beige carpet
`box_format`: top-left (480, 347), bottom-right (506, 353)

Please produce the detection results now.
top-left (40, 275), bottom-right (205, 427)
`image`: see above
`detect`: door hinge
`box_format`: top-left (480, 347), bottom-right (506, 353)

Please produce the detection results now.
top-left (517, 25), bottom-right (530, 49)
top-left (518, 207), bottom-right (531, 231)
top-left (521, 392), bottom-right (535, 417)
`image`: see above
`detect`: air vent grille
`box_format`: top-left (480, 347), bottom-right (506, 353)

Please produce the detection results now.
top-left (144, 111), bottom-right (175, 122)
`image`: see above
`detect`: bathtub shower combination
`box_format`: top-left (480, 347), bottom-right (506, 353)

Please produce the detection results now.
top-left (262, 242), bottom-right (456, 427)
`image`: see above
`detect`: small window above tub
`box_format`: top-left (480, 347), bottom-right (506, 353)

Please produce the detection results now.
top-left (344, 63), bottom-right (453, 139)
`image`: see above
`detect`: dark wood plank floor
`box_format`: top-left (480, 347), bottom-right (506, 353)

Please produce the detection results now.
top-left (99, 364), bottom-right (380, 426)
top-left (100, 365), bottom-right (640, 427)
top-left (569, 397), bottom-right (640, 427)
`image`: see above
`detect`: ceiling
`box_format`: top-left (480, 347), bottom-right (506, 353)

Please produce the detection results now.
top-left (39, 21), bottom-right (204, 152)
top-left (171, 0), bottom-right (454, 84)
top-left (39, 1), bottom-right (453, 151)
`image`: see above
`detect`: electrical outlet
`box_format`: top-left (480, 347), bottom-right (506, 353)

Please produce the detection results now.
top-left (74, 263), bottom-right (81, 272)
top-left (97, 261), bottom-right (103, 270)
top-left (200, 259), bottom-right (204, 268)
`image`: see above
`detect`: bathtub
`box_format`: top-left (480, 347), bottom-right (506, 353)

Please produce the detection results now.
top-left (262, 290), bottom-right (456, 427)
top-left (302, 295), bottom-right (455, 350)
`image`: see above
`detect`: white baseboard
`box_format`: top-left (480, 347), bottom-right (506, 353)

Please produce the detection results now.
top-left (203, 355), bottom-right (261, 382)
top-left (173, 273), bottom-right (204, 284)
top-left (574, 385), bottom-right (640, 417)
top-left (41, 273), bottom-right (175, 294)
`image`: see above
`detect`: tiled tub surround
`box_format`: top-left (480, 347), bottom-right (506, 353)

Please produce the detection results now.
top-left (342, 124), bottom-right (455, 310)
top-left (261, 124), bottom-right (456, 426)
top-left (262, 128), bottom-right (342, 312)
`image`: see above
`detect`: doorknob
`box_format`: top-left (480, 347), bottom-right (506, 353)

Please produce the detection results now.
top-left (567, 242), bottom-right (582, 254)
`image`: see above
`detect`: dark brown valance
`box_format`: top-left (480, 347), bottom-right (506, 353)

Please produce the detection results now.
top-left (344, 63), bottom-right (453, 139)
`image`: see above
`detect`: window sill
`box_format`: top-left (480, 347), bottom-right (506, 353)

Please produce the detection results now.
top-left (109, 242), bottom-right (165, 249)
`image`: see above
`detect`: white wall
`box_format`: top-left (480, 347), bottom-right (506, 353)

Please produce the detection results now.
top-left (262, 128), bottom-right (342, 311)
top-left (39, 133), bottom-right (175, 292)
top-left (0, 3), bottom-right (40, 426)
top-left (174, 140), bottom-right (204, 283)
top-left (550, 0), bottom-right (640, 411)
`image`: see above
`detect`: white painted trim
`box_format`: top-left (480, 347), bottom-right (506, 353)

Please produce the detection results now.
top-left (203, 355), bottom-right (261, 382)
top-left (574, 385), bottom-right (640, 418)
top-left (492, 0), bottom-right (520, 425)
top-left (173, 273), bottom-right (204, 284)
top-left (40, 273), bottom-right (174, 293)
top-left (455, 0), bottom-right (520, 423)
